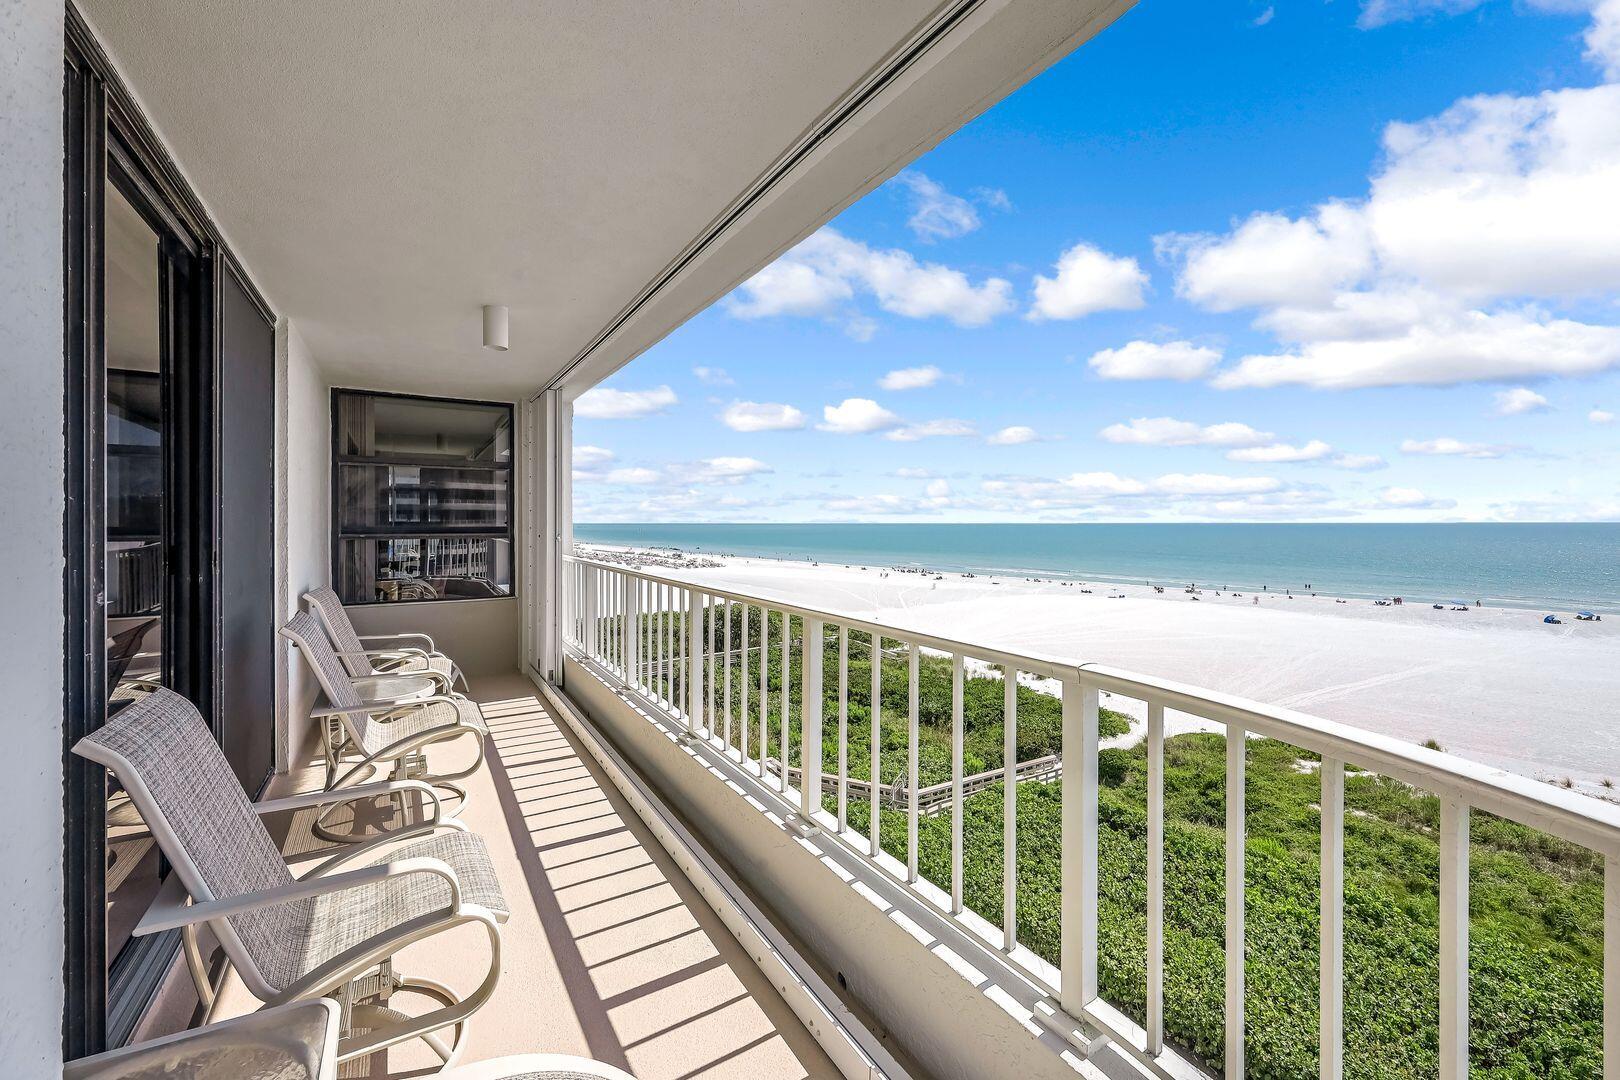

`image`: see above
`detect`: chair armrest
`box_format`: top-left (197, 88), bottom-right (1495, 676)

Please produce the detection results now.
top-left (336, 647), bottom-right (429, 663)
top-left (63, 999), bottom-right (340, 1080)
top-left (254, 778), bottom-right (442, 820)
top-left (134, 856), bottom-right (462, 936)
top-left (359, 631), bottom-right (438, 653)
top-left (309, 691), bottom-right (455, 719)
top-left (303, 819), bottom-right (469, 877)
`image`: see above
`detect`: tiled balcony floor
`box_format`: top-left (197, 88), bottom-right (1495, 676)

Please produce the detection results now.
top-left (138, 673), bottom-right (837, 1079)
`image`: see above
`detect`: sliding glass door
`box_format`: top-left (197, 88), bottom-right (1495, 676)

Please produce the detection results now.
top-left (63, 13), bottom-right (277, 1055)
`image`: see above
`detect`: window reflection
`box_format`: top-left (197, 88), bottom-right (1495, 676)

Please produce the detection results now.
top-left (103, 182), bottom-right (165, 972)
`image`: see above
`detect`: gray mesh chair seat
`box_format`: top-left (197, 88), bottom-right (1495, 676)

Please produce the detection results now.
top-left (362, 697), bottom-right (488, 756)
top-left (74, 687), bottom-right (506, 1073)
top-left (305, 586), bottom-right (468, 692)
top-left (293, 831), bottom-right (507, 986)
top-left (388, 652), bottom-right (458, 684)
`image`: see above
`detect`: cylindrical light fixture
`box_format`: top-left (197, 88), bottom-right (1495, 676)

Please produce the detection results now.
top-left (482, 304), bottom-right (509, 351)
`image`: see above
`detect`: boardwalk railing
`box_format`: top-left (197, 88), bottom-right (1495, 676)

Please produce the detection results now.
top-left (561, 554), bottom-right (1620, 1080)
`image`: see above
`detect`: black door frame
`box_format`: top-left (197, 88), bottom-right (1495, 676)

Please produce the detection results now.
top-left (63, 5), bottom-right (276, 1056)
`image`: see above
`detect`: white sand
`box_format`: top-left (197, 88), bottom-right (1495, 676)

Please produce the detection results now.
top-left (589, 546), bottom-right (1620, 795)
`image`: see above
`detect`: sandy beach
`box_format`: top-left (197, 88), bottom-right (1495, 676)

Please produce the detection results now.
top-left (583, 544), bottom-right (1620, 796)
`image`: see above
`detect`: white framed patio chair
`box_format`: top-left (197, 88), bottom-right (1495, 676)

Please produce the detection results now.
top-left (305, 585), bottom-right (468, 693)
top-left (281, 610), bottom-right (487, 841)
top-left (73, 687), bottom-right (508, 1072)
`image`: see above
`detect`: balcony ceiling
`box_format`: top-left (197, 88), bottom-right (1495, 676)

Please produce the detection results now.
top-left (79, 0), bottom-right (1132, 399)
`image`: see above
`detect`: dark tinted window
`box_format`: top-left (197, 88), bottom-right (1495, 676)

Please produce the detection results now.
top-left (333, 390), bottom-right (513, 603)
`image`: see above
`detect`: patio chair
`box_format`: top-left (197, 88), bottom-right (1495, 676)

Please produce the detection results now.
top-left (281, 610), bottom-right (487, 840)
top-left (74, 687), bottom-right (508, 1071)
top-left (305, 585), bottom-right (468, 692)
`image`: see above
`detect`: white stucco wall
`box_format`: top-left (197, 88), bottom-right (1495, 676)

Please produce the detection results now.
top-left (0, 0), bottom-right (66, 1069)
top-left (277, 320), bottom-right (331, 770)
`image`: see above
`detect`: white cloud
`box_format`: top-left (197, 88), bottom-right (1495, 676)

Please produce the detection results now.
top-left (893, 171), bottom-right (980, 242)
top-left (982, 472), bottom-right (1149, 499)
top-left (692, 366), bottom-right (734, 385)
top-left (1029, 242), bottom-right (1149, 320)
top-left (572, 445), bottom-right (615, 475)
top-left (925, 478), bottom-right (952, 499)
top-left (974, 186), bottom-right (1014, 212)
top-left (605, 467), bottom-right (661, 485)
top-left (1376, 486), bottom-right (1458, 510)
top-left (1330, 452), bottom-right (1388, 470)
top-left (818, 398), bottom-right (902, 434)
top-left (1253, 6), bottom-right (1276, 26)
top-left (721, 401), bottom-right (806, 432)
top-left (1587, 0), bottom-right (1620, 78)
top-left (1170, 82), bottom-right (1620, 390)
top-left (1153, 473), bottom-right (1282, 496)
top-left (1088, 340), bottom-right (1222, 381)
top-left (1357, 0), bottom-right (1485, 30)
top-left (1367, 84), bottom-right (1620, 299)
top-left (723, 259), bottom-right (852, 319)
top-left (821, 493), bottom-right (942, 517)
top-left (1493, 387), bottom-right (1551, 415)
top-left (879, 364), bottom-right (945, 390)
top-left (575, 385), bottom-right (678, 419)
top-left (1400, 437), bottom-right (1509, 458)
top-left (725, 227), bottom-right (1015, 330)
top-left (688, 457), bottom-right (772, 483)
top-left (1226, 440), bottom-right (1335, 463)
top-left (1158, 203), bottom-right (1372, 313)
top-left (1215, 307), bottom-right (1620, 389)
top-left (987, 425), bottom-right (1041, 445)
top-left (893, 467), bottom-right (938, 479)
top-left (1099, 416), bottom-right (1274, 448)
top-left (1591, 408), bottom-right (1616, 423)
top-left (982, 471), bottom-right (1281, 500)
top-left (884, 419), bottom-right (977, 442)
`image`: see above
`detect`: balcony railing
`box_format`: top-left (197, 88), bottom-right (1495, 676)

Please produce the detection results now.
top-left (561, 554), bottom-right (1620, 1080)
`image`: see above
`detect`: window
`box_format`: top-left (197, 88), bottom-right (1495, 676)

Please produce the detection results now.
top-left (332, 389), bottom-right (514, 603)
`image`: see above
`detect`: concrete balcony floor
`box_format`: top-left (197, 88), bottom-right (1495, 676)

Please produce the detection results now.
top-left (136, 672), bottom-right (837, 1079)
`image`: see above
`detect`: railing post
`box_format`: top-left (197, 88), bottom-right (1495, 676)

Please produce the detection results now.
top-left (1320, 755), bottom-right (1344, 1080)
top-left (1003, 666), bottom-right (1018, 952)
top-left (620, 574), bottom-right (633, 684)
top-left (837, 625), bottom-right (848, 834)
top-left (1060, 670), bottom-right (1099, 1011)
top-left (686, 588), bottom-right (703, 737)
top-left (581, 563), bottom-right (598, 660)
top-left (951, 652), bottom-right (964, 915)
top-left (1607, 852), bottom-right (1618, 1080)
top-left (801, 617), bottom-right (823, 827)
top-left (1227, 723), bottom-right (1246, 1079)
top-left (1439, 799), bottom-right (1469, 1080)
top-left (1147, 700), bottom-right (1165, 1057)
top-left (870, 632), bottom-right (882, 859)
top-left (780, 613), bottom-right (792, 795)
top-left (628, 577), bottom-right (640, 688)
top-left (907, 642), bottom-right (920, 884)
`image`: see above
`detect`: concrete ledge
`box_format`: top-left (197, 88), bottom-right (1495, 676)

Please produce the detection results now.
top-left (558, 655), bottom-right (1115, 1080)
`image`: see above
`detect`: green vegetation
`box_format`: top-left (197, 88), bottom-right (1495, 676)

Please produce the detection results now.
top-left (629, 604), bottom-right (1605, 1078)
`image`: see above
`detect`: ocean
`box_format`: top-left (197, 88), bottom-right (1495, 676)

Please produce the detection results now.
top-left (573, 522), bottom-right (1620, 613)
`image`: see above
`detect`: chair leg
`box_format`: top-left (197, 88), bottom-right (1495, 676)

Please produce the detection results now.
top-left (333, 914), bottom-right (501, 1074)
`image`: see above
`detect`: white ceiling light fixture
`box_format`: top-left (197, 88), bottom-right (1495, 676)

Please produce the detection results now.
top-left (482, 304), bottom-right (509, 351)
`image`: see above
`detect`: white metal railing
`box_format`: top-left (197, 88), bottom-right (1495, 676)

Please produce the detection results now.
top-left (560, 554), bottom-right (1620, 1080)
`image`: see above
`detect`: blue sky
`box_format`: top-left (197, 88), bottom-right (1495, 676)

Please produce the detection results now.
top-left (574, 0), bottom-right (1620, 523)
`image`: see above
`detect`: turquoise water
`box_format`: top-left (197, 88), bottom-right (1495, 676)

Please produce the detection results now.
top-left (573, 522), bottom-right (1620, 613)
